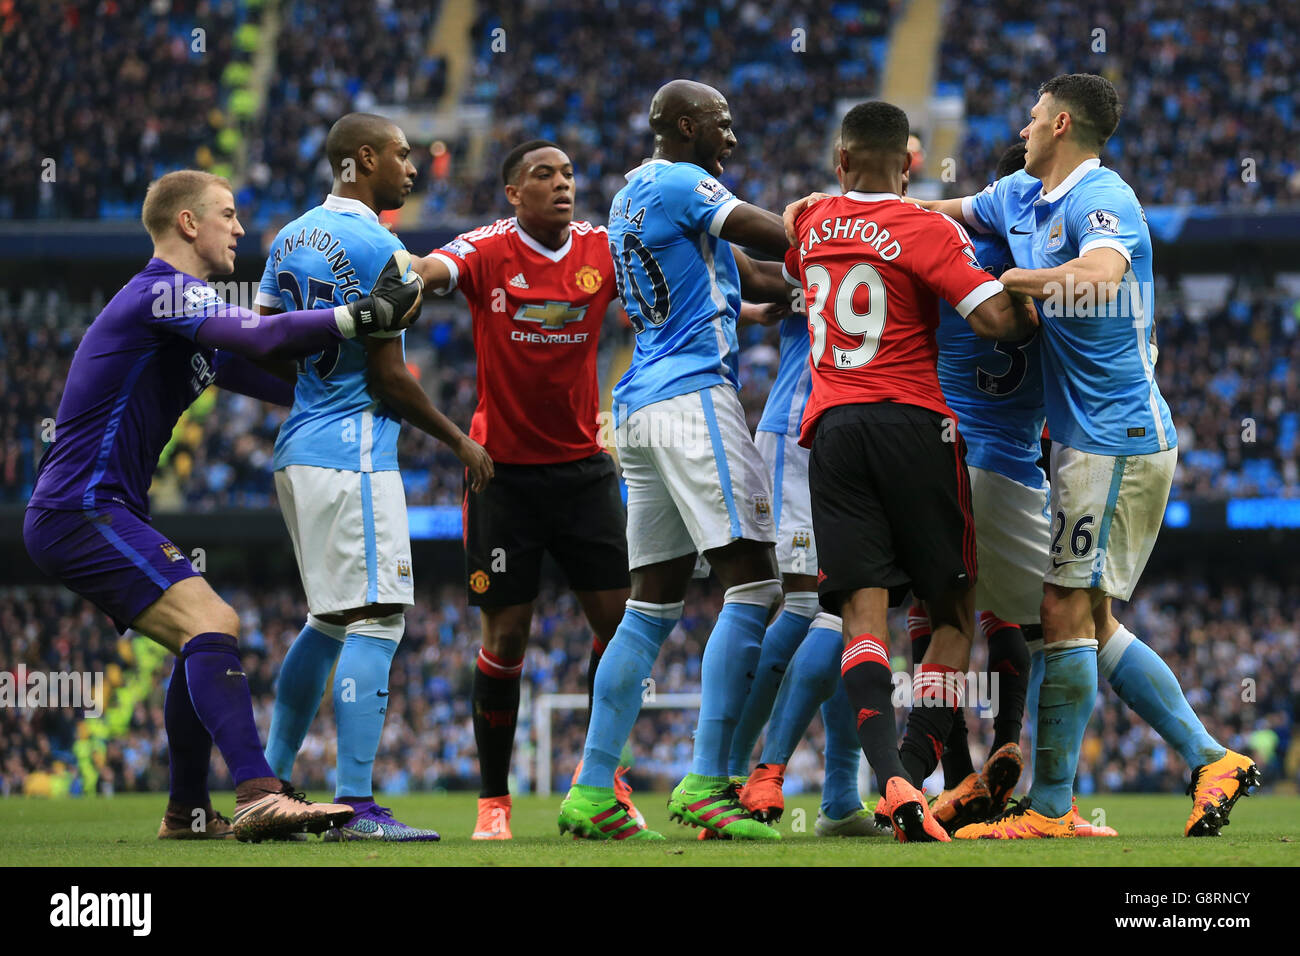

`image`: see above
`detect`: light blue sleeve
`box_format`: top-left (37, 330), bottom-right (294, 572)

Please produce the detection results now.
top-left (255, 251), bottom-right (285, 310)
top-left (964, 175), bottom-right (1011, 237)
top-left (1067, 180), bottom-right (1143, 264)
top-left (655, 163), bottom-right (739, 235)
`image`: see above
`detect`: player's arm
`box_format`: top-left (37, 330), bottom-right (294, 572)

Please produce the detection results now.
top-left (408, 253), bottom-right (456, 295)
top-left (1000, 248), bottom-right (1129, 308)
top-left (733, 246), bottom-right (792, 303)
top-left (193, 262), bottom-right (423, 358)
top-left (212, 351), bottom-right (296, 406)
top-left (737, 300), bottom-right (793, 328)
top-left (917, 215), bottom-right (1036, 341)
top-left (363, 337), bottom-right (494, 491)
top-left (966, 289), bottom-right (1038, 341)
top-left (717, 202), bottom-right (792, 259)
top-left (904, 196), bottom-right (969, 221)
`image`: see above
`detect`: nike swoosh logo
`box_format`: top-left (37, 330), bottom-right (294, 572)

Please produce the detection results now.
top-left (1051, 558), bottom-right (1069, 568)
top-left (377, 690), bottom-right (389, 697)
top-left (226, 669), bottom-right (246, 677)
top-left (1010, 226), bottom-right (1032, 235)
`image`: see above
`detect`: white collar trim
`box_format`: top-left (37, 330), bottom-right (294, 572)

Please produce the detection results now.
top-left (1037, 158), bottom-right (1102, 204)
top-left (513, 218), bottom-right (572, 262)
top-left (844, 191), bottom-right (902, 202)
top-left (323, 194), bottom-right (379, 222)
top-left (625, 158), bottom-right (671, 182)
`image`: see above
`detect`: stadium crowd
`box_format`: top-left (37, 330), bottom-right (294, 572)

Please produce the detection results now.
top-left (3, 566), bottom-right (1296, 799)
top-left (0, 0), bottom-right (245, 221)
top-left (3, 278), bottom-right (1299, 508)
top-left (940, 0), bottom-right (1300, 205)
top-left (5, 0), bottom-right (1297, 224)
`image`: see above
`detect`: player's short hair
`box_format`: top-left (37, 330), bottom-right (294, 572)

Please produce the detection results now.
top-left (501, 139), bottom-right (562, 186)
top-left (141, 170), bottom-right (231, 240)
top-left (840, 101), bottom-right (910, 154)
top-left (326, 113), bottom-right (399, 177)
top-left (1039, 74), bottom-right (1122, 151)
top-left (995, 141), bottom-right (1028, 179)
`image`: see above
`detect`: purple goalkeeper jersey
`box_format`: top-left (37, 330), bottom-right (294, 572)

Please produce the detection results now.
top-left (28, 258), bottom-right (231, 518)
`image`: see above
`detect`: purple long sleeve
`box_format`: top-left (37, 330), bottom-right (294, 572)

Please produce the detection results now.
top-left (194, 305), bottom-right (342, 359)
top-left (214, 351), bottom-right (296, 407)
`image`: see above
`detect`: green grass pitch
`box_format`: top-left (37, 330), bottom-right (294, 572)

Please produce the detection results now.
top-left (1, 792), bottom-right (1296, 866)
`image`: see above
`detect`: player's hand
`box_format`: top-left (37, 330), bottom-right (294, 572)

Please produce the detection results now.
top-left (347, 253), bottom-right (424, 336)
top-left (783, 192), bottom-right (831, 244)
top-left (457, 436), bottom-right (494, 492)
top-left (756, 300), bottom-right (794, 325)
top-left (1008, 289), bottom-right (1040, 330)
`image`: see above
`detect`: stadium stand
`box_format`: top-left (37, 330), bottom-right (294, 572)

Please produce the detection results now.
top-left (938, 0), bottom-right (1300, 205)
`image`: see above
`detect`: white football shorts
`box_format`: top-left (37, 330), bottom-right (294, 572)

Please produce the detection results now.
top-left (275, 465), bottom-right (415, 615)
top-left (968, 465), bottom-right (1050, 624)
top-left (618, 384), bottom-right (775, 569)
top-left (755, 429), bottom-right (817, 577)
top-left (1043, 442), bottom-right (1177, 600)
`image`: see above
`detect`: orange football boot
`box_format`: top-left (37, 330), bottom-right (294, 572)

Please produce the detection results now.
top-left (979, 742), bottom-right (1024, 815)
top-left (1185, 750), bottom-right (1261, 837)
top-left (471, 795), bottom-right (512, 840)
top-left (877, 776), bottom-right (951, 843)
top-left (954, 799), bottom-right (1074, 839)
top-left (1070, 798), bottom-right (1118, 837)
top-left (931, 772), bottom-right (992, 834)
top-left (739, 763), bottom-right (786, 823)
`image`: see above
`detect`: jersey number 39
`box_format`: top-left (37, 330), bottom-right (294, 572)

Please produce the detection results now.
top-left (805, 262), bottom-right (888, 369)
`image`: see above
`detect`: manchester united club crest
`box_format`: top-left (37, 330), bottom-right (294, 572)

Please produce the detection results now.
top-left (574, 264), bottom-right (603, 294)
top-left (470, 570), bottom-right (491, 594)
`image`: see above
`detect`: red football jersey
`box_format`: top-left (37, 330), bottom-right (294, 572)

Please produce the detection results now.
top-left (783, 192), bottom-right (1004, 447)
top-left (430, 218), bottom-right (619, 464)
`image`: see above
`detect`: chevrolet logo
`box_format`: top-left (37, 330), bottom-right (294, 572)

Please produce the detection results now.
top-left (514, 301), bottom-right (588, 330)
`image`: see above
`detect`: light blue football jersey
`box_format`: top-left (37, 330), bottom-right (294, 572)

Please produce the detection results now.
top-left (966, 159), bottom-right (1175, 456)
top-left (256, 195), bottom-right (406, 473)
top-left (936, 232), bottom-right (1046, 489)
top-left (608, 160), bottom-right (744, 421)
top-left (756, 314), bottom-right (813, 437)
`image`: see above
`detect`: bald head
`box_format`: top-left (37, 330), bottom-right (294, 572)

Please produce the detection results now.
top-left (326, 113), bottom-right (401, 177)
top-left (648, 79), bottom-right (736, 176)
top-left (649, 80), bottom-right (727, 139)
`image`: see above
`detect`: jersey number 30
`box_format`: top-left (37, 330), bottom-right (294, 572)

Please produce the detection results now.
top-left (805, 262), bottom-right (888, 369)
top-left (609, 236), bottom-right (670, 334)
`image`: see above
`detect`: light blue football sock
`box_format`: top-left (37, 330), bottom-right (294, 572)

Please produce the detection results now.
top-left (1027, 642), bottom-right (1096, 819)
top-left (1100, 625), bottom-right (1225, 769)
top-left (578, 602), bottom-right (682, 788)
top-left (692, 582), bottom-right (778, 778)
top-left (727, 594), bottom-right (818, 775)
top-left (820, 679), bottom-right (864, 820)
top-left (265, 618), bottom-right (344, 781)
top-left (1025, 639), bottom-right (1044, 759)
top-left (334, 624), bottom-right (400, 799)
top-left (759, 617), bottom-right (841, 765)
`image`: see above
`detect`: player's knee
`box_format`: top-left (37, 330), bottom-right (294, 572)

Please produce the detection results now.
top-left (724, 578), bottom-right (783, 623)
top-left (346, 612), bottom-right (405, 644)
top-left (207, 602), bottom-right (241, 640)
